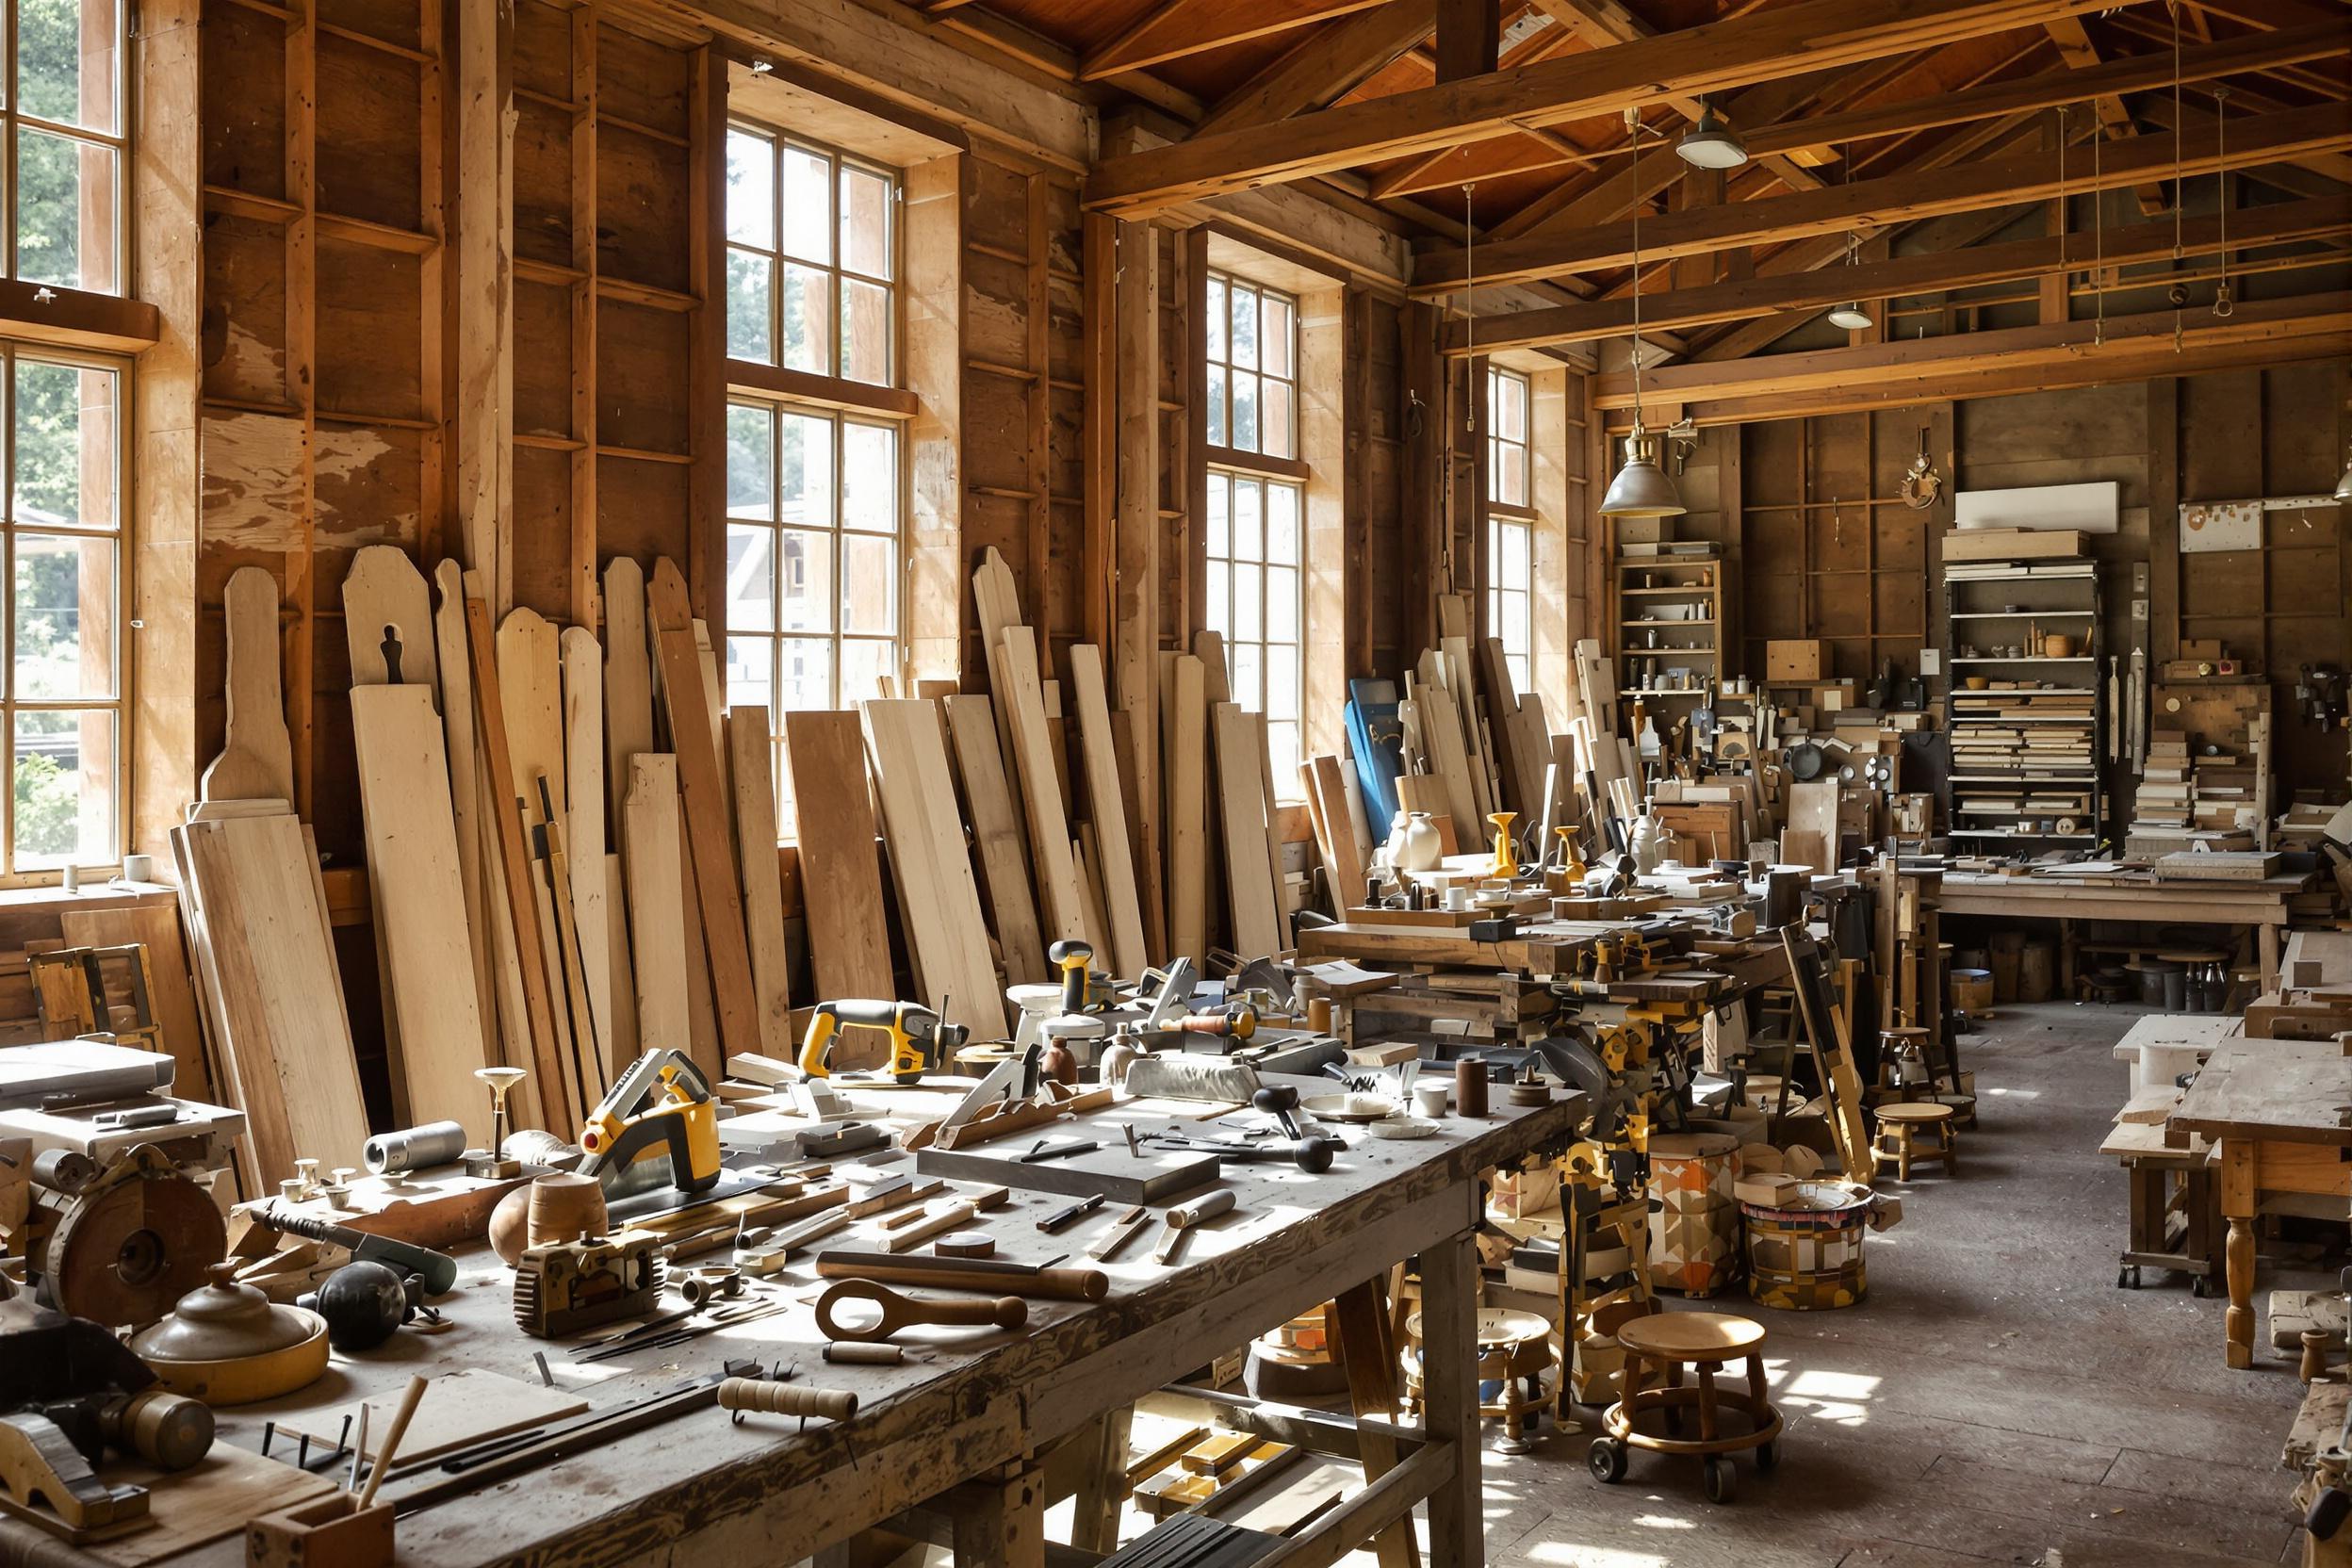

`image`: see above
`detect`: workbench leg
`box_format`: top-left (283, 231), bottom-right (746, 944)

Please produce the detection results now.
top-left (2222, 1139), bottom-right (2256, 1371)
top-left (948, 1462), bottom-right (1046, 1568)
top-left (1068, 1407), bottom-right (1133, 1555)
top-left (2260, 923), bottom-right (2280, 994)
top-left (1331, 1280), bottom-right (1420, 1568)
top-left (1420, 1228), bottom-right (1485, 1567)
top-left (2059, 919), bottom-right (2075, 995)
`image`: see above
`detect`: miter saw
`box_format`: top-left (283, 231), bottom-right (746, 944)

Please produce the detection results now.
top-left (0, 1041), bottom-right (243, 1331)
top-left (576, 1048), bottom-right (751, 1217)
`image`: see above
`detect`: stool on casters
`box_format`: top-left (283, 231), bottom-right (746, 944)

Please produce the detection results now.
top-left (1590, 1312), bottom-right (1782, 1503)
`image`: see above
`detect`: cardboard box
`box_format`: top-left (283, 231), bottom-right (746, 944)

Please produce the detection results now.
top-left (1615, 517), bottom-right (1673, 546)
top-left (1766, 639), bottom-right (1831, 683)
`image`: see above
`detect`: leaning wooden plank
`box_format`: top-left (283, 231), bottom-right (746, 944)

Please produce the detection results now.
top-left (561, 628), bottom-right (614, 1068)
top-left (431, 561), bottom-right (503, 1099)
top-left (943, 694), bottom-right (1048, 986)
top-left (969, 548), bottom-right (1032, 839)
top-left (1307, 755), bottom-right (1367, 898)
top-left (999, 626), bottom-right (1089, 945)
top-left (1211, 702), bottom-right (1282, 959)
top-left (644, 559), bottom-right (763, 1066)
top-left (343, 545), bottom-right (438, 692)
top-left (1066, 645), bottom-right (1149, 979)
top-left (1410, 663), bottom-right (1480, 843)
top-left (601, 855), bottom-right (640, 1069)
top-left (602, 557), bottom-right (654, 841)
top-left (172, 823), bottom-right (279, 1194)
top-left (1160, 654), bottom-right (1208, 965)
top-left (351, 683), bottom-right (492, 1142)
top-left (179, 816), bottom-right (368, 1185)
top-left (862, 700), bottom-right (1009, 1040)
top-left (1253, 711), bottom-right (1295, 938)
top-left (622, 756), bottom-right (690, 1059)
top-left (725, 708), bottom-right (794, 1056)
top-left (201, 566), bottom-right (296, 804)
top-left (463, 582), bottom-right (568, 1129)
top-left (782, 710), bottom-right (897, 1004)
top-left (497, 607), bottom-right (565, 840)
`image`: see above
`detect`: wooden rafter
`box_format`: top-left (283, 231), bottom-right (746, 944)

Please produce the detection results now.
top-left (1444, 194), bottom-right (2351, 352)
top-left (1411, 104), bottom-right (2352, 291)
top-left (1080, 0), bottom-right (1389, 82)
top-left (2043, 15), bottom-right (2165, 215)
top-left (1191, 0), bottom-right (1437, 138)
top-left (1086, 0), bottom-right (2123, 214)
top-left (2142, 90), bottom-right (2352, 194)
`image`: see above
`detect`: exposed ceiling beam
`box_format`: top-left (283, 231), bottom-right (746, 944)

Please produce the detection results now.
top-left (1080, 0), bottom-right (1387, 82)
top-left (1190, 0), bottom-right (1438, 138)
top-left (1412, 104), bottom-right (2352, 291)
top-left (1592, 291), bottom-right (2352, 422)
top-left (2142, 92), bottom-right (2352, 193)
top-left (2043, 15), bottom-right (2165, 216)
top-left (1517, 0), bottom-right (1828, 196)
top-left (1085, 0), bottom-right (2121, 215)
top-left (1444, 195), bottom-right (2351, 352)
top-left (1380, 20), bottom-right (2349, 200)
top-left (1435, 0), bottom-right (1500, 80)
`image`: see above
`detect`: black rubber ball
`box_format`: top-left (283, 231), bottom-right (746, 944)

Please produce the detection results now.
top-left (314, 1260), bottom-right (411, 1352)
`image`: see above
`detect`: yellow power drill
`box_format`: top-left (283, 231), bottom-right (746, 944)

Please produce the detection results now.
top-left (1048, 939), bottom-right (1094, 1015)
top-left (798, 1001), bottom-right (967, 1086)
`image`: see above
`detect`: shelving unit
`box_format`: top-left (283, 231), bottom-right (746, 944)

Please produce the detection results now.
top-left (1609, 549), bottom-right (1725, 743)
top-left (1942, 555), bottom-right (2104, 850)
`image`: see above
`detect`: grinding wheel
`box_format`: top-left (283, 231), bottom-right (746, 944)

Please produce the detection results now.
top-left (41, 1153), bottom-right (226, 1329)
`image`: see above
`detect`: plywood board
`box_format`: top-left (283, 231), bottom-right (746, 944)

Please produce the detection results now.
top-left (342, 545), bottom-right (438, 691)
top-left (862, 699), bottom-right (1007, 1040)
top-left (1305, 754), bottom-right (1367, 898)
top-left (200, 566), bottom-right (295, 804)
top-left (726, 707), bottom-right (794, 1055)
top-left (782, 709), bottom-right (896, 1004)
top-left (943, 694), bottom-right (1047, 987)
top-left (1786, 781), bottom-right (1840, 874)
top-left (351, 684), bottom-right (492, 1140)
top-left (622, 754), bottom-right (689, 1059)
top-left (1160, 654), bottom-right (1208, 965)
top-left (644, 559), bottom-right (761, 1065)
top-left (999, 625), bottom-right (1088, 945)
top-left (278, 1370), bottom-right (589, 1465)
top-left (1067, 645), bottom-right (1149, 979)
top-left (1212, 701), bottom-right (1282, 958)
top-left (561, 627), bottom-right (614, 1067)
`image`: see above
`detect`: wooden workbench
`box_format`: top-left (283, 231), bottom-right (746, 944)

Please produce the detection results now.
top-left (0, 1075), bottom-right (1582, 1568)
top-left (2168, 1039), bottom-right (2352, 1370)
top-left (1938, 869), bottom-right (2310, 991)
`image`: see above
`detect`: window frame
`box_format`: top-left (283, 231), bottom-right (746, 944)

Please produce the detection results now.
top-left (1201, 464), bottom-right (1305, 792)
top-left (724, 121), bottom-right (902, 395)
top-left (1484, 368), bottom-right (1534, 694)
top-left (4, 0), bottom-right (128, 300)
top-left (1203, 269), bottom-right (1300, 469)
top-left (0, 336), bottom-right (129, 884)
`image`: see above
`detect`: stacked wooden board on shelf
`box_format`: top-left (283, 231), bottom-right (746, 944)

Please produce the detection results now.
top-left (1942, 547), bottom-right (2103, 850)
top-left (2122, 683), bottom-right (2273, 858)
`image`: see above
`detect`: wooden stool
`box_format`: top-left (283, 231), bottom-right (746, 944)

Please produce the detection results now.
top-left (1591, 1311), bottom-right (1781, 1504)
top-left (1402, 1307), bottom-right (1558, 1453)
top-left (1872, 1102), bottom-right (1957, 1180)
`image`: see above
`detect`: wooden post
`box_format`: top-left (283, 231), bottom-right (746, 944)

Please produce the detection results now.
top-left (455, 0), bottom-right (513, 611)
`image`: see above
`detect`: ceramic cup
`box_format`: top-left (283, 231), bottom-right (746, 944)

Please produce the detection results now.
top-left (1413, 1082), bottom-right (1449, 1119)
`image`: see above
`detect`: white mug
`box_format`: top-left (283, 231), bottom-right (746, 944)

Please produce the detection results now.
top-left (1444, 886), bottom-right (1469, 912)
top-left (1413, 1082), bottom-right (1449, 1119)
top-left (122, 853), bottom-right (155, 883)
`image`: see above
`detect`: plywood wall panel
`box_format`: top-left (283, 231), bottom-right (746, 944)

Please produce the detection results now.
top-left (510, 447), bottom-right (577, 620)
top-left (202, 5), bottom-right (286, 197)
top-left (596, 124), bottom-right (693, 293)
top-left (315, 37), bottom-right (423, 229)
top-left (514, 104), bottom-right (576, 270)
top-left (317, 244), bottom-right (425, 420)
top-left (596, 301), bottom-right (692, 453)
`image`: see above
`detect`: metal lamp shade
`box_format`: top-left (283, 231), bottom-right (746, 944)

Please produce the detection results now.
top-left (1601, 429), bottom-right (1685, 518)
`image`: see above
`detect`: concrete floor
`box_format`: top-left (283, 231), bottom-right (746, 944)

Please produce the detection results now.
top-left (1467, 1000), bottom-right (2332, 1568)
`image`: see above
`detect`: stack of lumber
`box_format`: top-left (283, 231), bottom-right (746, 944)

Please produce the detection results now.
top-left (2123, 725), bottom-right (2264, 858)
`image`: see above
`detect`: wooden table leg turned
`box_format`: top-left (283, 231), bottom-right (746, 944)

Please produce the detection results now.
top-left (2222, 1139), bottom-right (2256, 1370)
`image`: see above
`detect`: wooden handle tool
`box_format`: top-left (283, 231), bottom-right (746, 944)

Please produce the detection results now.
top-left (1087, 1205), bottom-right (1151, 1261)
top-left (814, 1250), bottom-right (1109, 1302)
top-left (816, 1279), bottom-right (1027, 1343)
top-left (1155, 1189), bottom-right (1236, 1265)
top-left (717, 1378), bottom-right (859, 1423)
top-left (355, 1375), bottom-right (429, 1509)
top-left (884, 1201), bottom-right (978, 1253)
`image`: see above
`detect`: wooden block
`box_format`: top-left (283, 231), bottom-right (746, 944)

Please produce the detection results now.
top-left (644, 559), bottom-right (761, 1066)
top-left (999, 626), bottom-right (1088, 945)
top-left (782, 709), bottom-right (896, 1007)
top-left (726, 708), bottom-right (794, 1055)
top-left (200, 566), bottom-right (295, 804)
top-left (1067, 645), bottom-right (1149, 980)
top-left (1160, 654), bottom-right (1208, 965)
top-left (861, 700), bottom-right (1008, 1041)
top-left (561, 627), bottom-right (614, 1068)
top-left (623, 756), bottom-right (690, 1065)
top-left (351, 684), bottom-right (493, 1142)
top-left (1211, 702), bottom-right (1282, 959)
top-left (944, 694), bottom-right (1047, 987)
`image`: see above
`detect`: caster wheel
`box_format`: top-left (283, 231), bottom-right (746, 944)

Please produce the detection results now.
top-left (2115, 1266), bottom-right (2129, 1289)
top-left (1756, 1440), bottom-right (1779, 1473)
top-left (1703, 1456), bottom-right (1737, 1504)
top-left (1589, 1438), bottom-right (1626, 1484)
top-left (2192, 1276), bottom-right (2211, 1299)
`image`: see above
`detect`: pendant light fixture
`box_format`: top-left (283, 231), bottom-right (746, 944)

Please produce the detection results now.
top-left (1676, 101), bottom-right (1749, 171)
top-left (1601, 109), bottom-right (1686, 520)
top-left (1824, 140), bottom-right (1871, 332)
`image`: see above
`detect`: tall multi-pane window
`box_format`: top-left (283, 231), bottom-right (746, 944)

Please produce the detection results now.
top-left (1485, 368), bottom-right (1533, 694)
top-left (724, 125), bottom-right (897, 387)
top-left (1203, 469), bottom-right (1302, 786)
top-left (10, 0), bottom-right (123, 296)
top-left (1205, 270), bottom-right (1298, 462)
top-left (5, 348), bottom-right (122, 873)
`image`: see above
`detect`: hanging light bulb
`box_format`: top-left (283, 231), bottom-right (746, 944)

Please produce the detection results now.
top-left (2333, 445), bottom-right (2352, 504)
top-left (1821, 139), bottom-right (1870, 333)
top-left (1675, 102), bottom-right (1749, 170)
top-left (1602, 110), bottom-right (1685, 520)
